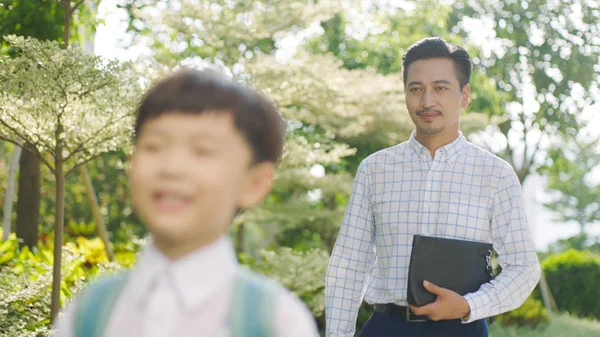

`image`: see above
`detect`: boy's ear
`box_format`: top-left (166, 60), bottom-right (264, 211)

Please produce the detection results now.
top-left (237, 162), bottom-right (276, 210)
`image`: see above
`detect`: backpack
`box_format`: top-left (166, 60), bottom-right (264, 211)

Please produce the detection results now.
top-left (73, 268), bottom-right (277, 337)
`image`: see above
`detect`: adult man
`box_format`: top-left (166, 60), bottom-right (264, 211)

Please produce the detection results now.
top-left (325, 37), bottom-right (541, 337)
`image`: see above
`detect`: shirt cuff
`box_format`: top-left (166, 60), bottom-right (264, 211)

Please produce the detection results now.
top-left (462, 291), bottom-right (492, 324)
top-left (326, 333), bottom-right (354, 337)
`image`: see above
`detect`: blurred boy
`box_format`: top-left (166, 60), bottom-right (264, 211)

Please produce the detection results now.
top-left (54, 69), bottom-right (318, 337)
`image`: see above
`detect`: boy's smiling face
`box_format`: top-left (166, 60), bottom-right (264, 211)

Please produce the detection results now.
top-left (129, 111), bottom-right (275, 258)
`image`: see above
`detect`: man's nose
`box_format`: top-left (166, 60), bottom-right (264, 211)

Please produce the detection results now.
top-left (421, 90), bottom-right (435, 109)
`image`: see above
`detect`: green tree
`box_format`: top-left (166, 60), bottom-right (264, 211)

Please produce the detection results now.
top-left (0, 35), bottom-right (140, 322)
top-left (0, 0), bottom-right (66, 51)
top-left (452, 0), bottom-right (600, 183)
top-left (541, 137), bottom-right (600, 235)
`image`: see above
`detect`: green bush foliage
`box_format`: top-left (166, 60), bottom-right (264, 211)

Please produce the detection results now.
top-left (542, 249), bottom-right (600, 320)
top-left (494, 297), bottom-right (550, 329)
top-left (0, 233), bottom-right (132, 336)
top-left (243, 247), bottom-right (329, 318)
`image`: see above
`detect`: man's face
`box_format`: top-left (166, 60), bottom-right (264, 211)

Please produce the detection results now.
top-left (129, 111), bottom-right (274, 251)
top-left (404, 58), bottom-right (469, 137)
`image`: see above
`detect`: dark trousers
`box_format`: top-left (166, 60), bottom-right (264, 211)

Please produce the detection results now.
top-left (359, 312), bottom-right (489, 337)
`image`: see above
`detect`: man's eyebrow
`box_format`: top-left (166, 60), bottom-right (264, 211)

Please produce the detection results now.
top-left (407, 80), bottom-right (453, 87)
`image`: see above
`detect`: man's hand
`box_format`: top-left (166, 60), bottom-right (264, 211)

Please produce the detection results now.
top-left (408, 281), bottom-right (471, 321)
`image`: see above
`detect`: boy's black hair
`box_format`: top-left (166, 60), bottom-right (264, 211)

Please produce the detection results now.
top-left (402, 37), bottom-right (472, 89)
top-left (134, 69), bottom-right (285, 164)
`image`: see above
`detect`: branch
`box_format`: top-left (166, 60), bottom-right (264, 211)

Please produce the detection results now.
top-left (65, 152), bottom-right (107, 178)
top-left (63, 112), bottom-right (132, 163)
top-left (0, 118), bottom-right (34, 147)
top-left (0, 106), bottom-right (37, 140)
top-left (0, 134), bottom-right (56, 174)
top-left (524, 137), bottom-right (543, 175)
top-left (32, 148), bottom-right (56, 175)
top-left (2, 106), bottom-right (59, 158)
top-left (72, 0), bottom-right (85, 12)
top-left (519, 105), bottom-right (529, 168)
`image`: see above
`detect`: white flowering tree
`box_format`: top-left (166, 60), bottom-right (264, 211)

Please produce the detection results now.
top-left (0, 35), bottom-right (140, 321)
top-left (237, 53), bottom-right (411, 250)
top-left (124, 0), bottom-right (343, 67)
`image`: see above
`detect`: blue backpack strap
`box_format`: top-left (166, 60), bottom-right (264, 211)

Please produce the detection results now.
top-left (73, 272), bottom-right (129, 337)
top-left (230, 268), bottom-right (278, 337)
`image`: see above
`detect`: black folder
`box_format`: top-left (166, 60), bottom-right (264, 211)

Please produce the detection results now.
top-left (407, 235), bottom-right (494, 307)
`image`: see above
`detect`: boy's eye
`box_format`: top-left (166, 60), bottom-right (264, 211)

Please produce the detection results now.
top-left (140, 142), bottom-right (161, 152)
top-left (192, 146), bottom-right (213, 156)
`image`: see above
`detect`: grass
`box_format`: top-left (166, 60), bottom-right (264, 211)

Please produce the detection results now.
top-left (489, 312), bottom-right (600, 337)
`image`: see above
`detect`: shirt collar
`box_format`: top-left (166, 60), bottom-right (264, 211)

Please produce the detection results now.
top-left (408, 130), bottom-right (467, 163)
top-left (130, 235), bottom-right (238, 311)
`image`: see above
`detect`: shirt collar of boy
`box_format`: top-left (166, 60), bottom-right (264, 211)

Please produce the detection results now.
top-left (129, 235), bottom-right (239, 311)
top-left (408, 130), bottom-right (467, 163)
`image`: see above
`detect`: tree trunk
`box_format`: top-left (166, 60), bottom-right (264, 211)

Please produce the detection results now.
top-left (50, 146), bottom-right (65, 324)
top-left (15, 148), bottom-right (41, 248)
top-left (538, 271), bottom-right (558, 312)
top-left (2, 146), bottom-right (22, 241)
top-left (79, 164), bottom-right (114, 261)
top-left (50, 2), bottom-right (72, 323)
top-left (517, 174), bottom-right (557, 313)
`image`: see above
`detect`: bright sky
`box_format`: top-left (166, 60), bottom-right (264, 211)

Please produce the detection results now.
top-left (94, 0), bottom-right (600, 251)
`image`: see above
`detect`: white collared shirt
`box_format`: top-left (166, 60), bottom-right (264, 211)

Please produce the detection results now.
top-left (54, 236), bottom-right (318, 337)
top-left (325, 132), bottom-right (541, 336)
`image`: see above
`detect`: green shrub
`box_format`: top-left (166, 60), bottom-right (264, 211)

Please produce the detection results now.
top-left (243, 247), bottom-right (329, 316)
top-left (0, 234), bottom-right (129, 336)
top-left (356, 302), bottom-right (375, 334)
top-left (489, 312), bottom-right (600, 337)
top-left (542, 249), bottom-right (600, 319)
top-left (242, 247), bottom-right (329, 330)
top-left (494, 296), bottom-right (549, 329)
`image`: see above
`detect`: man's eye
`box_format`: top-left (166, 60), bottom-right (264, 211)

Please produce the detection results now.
top-left (410, 87), bottom-right (422, 92)
top-left (436, 86), bottom-right (448, 91)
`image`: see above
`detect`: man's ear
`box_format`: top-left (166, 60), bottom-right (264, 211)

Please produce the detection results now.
top-left (461, 83), bottom-right (471, 109)
top-left (237, 162), bottom-right (276, 210)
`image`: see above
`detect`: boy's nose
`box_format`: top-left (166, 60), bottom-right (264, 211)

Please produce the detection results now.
top-left (157, 151), bottom-right (189, 178)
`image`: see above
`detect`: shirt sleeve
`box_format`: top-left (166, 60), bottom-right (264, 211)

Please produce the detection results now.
top-left (51, 300), bottom-right (77, 337)
top-left (274, 290), bottom-right (319, 337)
top-left (325, 160), bottom-right (377, 336)
top-left (462, 165), bottom-right (541, 323)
